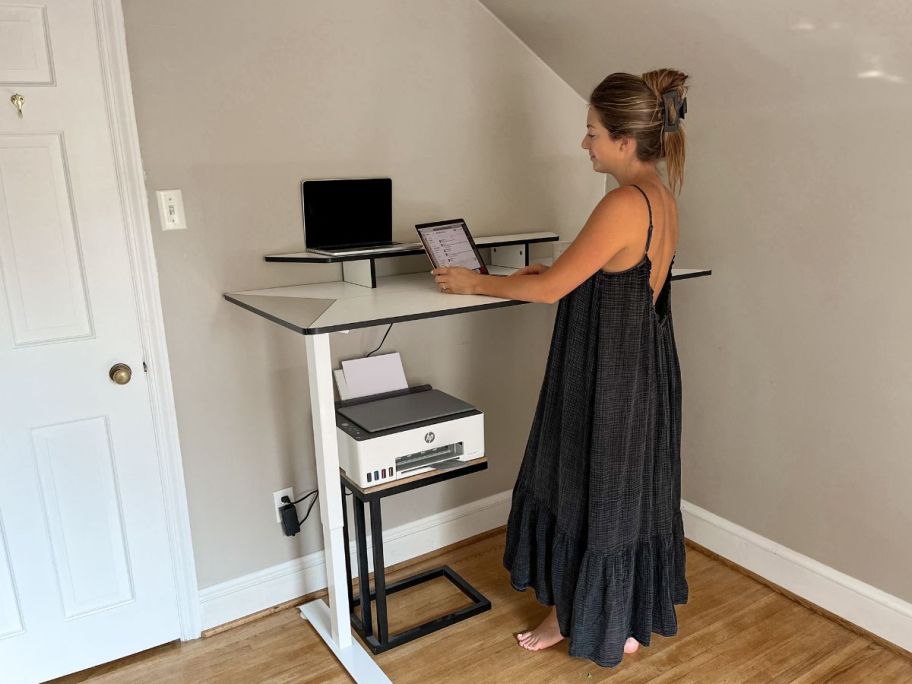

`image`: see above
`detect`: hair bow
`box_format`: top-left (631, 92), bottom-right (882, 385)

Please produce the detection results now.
top-left (661, 90), bottom-right (687, 133)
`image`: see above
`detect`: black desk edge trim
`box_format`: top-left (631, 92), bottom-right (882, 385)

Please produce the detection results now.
top-left (223, 293), bottom-right (307, 335)
top-left (224, 293), bottom-right (529, 335)
top-left (672, 269), bottom-right (713, 281)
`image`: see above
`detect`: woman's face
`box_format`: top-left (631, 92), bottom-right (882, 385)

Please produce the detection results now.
top-left (581, 106), bottom-right (624, 173)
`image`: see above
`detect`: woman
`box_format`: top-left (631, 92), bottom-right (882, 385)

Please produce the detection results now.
top-left (432, 68), bottom-right (689, 668)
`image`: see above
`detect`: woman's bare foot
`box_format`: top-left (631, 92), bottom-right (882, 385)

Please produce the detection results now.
top-left (516, 606), bottom-right (565, 651)
top-left (624, 636), bottom-right (640, 653)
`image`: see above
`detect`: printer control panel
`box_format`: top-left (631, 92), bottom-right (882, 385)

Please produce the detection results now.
top-left (338, 420), bottom-right (362, 438)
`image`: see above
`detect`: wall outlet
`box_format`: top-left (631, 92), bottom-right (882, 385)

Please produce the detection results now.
top-left (156, 189), bottom-right (187, 231)
top-left (273, 487), bottom-right (294, 523)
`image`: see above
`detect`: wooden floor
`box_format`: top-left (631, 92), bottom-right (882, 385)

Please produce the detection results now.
top-left (53, 529), bottom-right (912, 683)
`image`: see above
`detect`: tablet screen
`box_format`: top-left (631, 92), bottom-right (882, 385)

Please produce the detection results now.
top-left (415, 219), bottom-right (488, 274)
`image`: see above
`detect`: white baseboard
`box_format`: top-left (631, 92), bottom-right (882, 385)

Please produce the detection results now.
top-left (681, 500), bottom-right (912, 652)
top-left (200, 492), bottom-right (912, 654)
top-left (199, 489), bottom-right (513, 631)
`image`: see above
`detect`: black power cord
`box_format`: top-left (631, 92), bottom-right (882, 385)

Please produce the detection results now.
top-left (285, 492), bottom-right (316, 507)
top-left (298, 491), bottom-right (319, 525)
top-left (365, 323), bottom-right (393, 357)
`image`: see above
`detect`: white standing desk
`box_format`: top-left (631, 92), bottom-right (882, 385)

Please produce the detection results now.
top-left (224, 238), bottom-right (711, 683)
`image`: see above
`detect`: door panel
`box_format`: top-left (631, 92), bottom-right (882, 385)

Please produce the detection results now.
top-left (0, 133), bottom-right (94, 345)
top-left (0, 5), bottom-right (54, 85)
top-left (32, 416), bottom-right (134, 618)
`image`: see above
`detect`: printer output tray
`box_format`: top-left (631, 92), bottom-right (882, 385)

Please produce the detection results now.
top-left (337, 389), bottom-right (475, 433)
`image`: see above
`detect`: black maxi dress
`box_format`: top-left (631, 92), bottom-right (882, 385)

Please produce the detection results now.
top-left (502, 185), bottom-right (689, 667)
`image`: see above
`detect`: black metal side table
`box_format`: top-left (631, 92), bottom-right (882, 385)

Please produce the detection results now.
top-left (339, 459), bottom-right (492, 654)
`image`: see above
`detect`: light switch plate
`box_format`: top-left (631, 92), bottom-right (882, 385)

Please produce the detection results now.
top-left (157, 189), bottom-right (187, 231)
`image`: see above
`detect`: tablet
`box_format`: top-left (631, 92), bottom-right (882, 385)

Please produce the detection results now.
top-left (415, 218), bottom-right (489, 275)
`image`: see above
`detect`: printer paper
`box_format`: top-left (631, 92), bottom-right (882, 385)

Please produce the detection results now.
top-left (333, 368), bottom-right (351, 400)
top-left (341, 352), bottom-right (408, 399)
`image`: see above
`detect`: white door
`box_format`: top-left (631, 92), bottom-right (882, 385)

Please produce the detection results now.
top-left (0, 1), bottom-right (182, 681)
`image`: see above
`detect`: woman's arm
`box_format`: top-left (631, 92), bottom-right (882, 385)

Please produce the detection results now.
top-left (473, 270), bottom-right (554, 303)
top-left (433, 187), bottom-right (644, 303)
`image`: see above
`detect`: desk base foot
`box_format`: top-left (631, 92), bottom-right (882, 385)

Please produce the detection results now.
top-left (299, 599), bottom-right (391, 684)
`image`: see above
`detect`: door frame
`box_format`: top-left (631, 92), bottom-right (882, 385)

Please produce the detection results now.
top-left (95, 0), bottom-right (201, 639)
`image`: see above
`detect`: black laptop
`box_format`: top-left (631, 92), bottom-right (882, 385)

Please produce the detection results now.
top-left (302, 178), bottom-right (417, 256)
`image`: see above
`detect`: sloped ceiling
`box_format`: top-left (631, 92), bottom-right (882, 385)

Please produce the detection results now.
top-left (479, 0), bottom-right (911, 108)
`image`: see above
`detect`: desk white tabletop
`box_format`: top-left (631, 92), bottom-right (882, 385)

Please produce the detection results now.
top-left (224, 266), bottom-right (711, 335)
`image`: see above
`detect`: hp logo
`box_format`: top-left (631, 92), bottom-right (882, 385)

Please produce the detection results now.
top-left (424, 432), bottom-right (435, 444)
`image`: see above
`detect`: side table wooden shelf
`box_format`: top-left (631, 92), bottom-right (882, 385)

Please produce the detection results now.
top-left (340, 458), bottom-right (492, 654)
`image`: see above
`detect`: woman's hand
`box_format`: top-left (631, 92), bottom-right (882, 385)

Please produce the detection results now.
top-left (509, 263), bottom-right (550, 277)
top-left (431, 266), bottom-right (481, 295)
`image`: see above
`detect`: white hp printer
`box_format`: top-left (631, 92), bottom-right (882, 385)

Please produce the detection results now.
top-left (336, 384), bottom-right (484, 488)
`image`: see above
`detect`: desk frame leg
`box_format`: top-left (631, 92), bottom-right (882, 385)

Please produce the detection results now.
top-left (299, 333), bottom-right (390, 683)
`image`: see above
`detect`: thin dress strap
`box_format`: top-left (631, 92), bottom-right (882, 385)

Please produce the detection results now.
top-left (630, 184), bottom-right (654, 254)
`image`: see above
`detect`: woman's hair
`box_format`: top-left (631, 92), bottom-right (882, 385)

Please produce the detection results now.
top-left (589, 69), bottom-right (689, 193)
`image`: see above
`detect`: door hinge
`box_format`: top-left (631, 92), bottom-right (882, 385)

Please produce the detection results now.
top-left (143, 361), bottom-right (148, 373)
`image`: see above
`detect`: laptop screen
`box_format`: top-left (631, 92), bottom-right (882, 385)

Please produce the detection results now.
top-left (302, 178), bottom-right (392, 250)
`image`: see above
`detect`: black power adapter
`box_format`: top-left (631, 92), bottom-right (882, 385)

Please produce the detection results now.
top-left (279, 499), bottom-right (301, 536)
top-left (279, 491), bottom-right (320, 537)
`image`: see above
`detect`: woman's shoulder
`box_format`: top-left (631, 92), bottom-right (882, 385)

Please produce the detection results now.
top-left (589, 185), bottom-right (658, 236)
top-left (606, 182), bottom-right (678, 223)
top-left (599, 184), bottom-right (649, 207)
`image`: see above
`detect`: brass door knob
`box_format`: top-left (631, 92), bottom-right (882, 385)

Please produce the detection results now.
top-left (109, 363), bottom-right (132, 385)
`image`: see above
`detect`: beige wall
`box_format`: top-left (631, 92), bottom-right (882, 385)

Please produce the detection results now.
top-left (482, 0), bottom-right (912, 602)
top-left (122, 0), bottom-right (605, 588)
